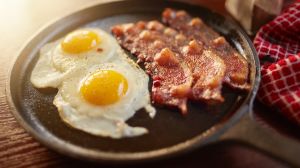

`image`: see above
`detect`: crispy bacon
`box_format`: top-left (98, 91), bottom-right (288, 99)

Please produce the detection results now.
top-left (112, 20), bottom-right (226, 113)
top-left (162, 8), bottom-right (250, 90)
top-left (112, 21), bottom-right (192, 114)
top-left (182, 40), bottom-right (225, 102)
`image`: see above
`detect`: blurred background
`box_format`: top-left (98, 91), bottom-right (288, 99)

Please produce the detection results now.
top-left (0, 0), bottom-right (299, 167)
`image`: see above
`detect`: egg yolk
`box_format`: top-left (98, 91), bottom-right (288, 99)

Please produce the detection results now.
top-left (80, 70), bottom-right (128, 105)
top-left (61, 30), bottom-right (100, 54)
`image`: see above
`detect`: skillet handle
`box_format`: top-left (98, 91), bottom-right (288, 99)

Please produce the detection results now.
top-left (220, 110), bottom-right (300, 167)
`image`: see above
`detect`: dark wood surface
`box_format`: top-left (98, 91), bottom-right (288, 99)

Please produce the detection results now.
top-left (0, 0), bottom-right (292, 167)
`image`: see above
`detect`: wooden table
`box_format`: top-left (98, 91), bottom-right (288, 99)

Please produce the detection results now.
top-left (0, 0), bottom-right (290, 167)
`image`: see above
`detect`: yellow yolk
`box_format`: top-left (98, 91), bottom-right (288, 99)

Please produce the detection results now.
top-left (80, 70), bottom-right (128, 105)
top-left (61, 30), bottom-right (100, 54)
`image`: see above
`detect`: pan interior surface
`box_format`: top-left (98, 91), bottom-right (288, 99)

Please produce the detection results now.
top-left (8, 0), bottom-right (256, 161)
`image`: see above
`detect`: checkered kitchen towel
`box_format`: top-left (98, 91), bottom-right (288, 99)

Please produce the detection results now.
top-left (254, 1), bottom-right (300, 125)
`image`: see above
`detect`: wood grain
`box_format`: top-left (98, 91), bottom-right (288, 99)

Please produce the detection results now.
top-left (0, 0), bottom-right (288, 167)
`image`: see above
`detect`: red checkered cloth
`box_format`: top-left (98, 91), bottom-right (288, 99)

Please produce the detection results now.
top-left (254, 1), bottom-right (300, 125)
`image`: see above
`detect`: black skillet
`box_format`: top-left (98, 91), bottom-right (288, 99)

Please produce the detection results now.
top-left (6, 0), bottom-right (300, 166)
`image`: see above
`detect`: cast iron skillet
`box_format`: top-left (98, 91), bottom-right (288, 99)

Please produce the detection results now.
top-left (6, 0), bottom-right (300, 166)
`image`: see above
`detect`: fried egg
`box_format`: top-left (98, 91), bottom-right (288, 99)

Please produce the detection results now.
top-left (52, 28), bottom-right (118, 72)
top-left (30, 28), bottom-right (155, 138)
top-left (31, 28), bottom-right (118, 88)
top-left (54, 56), bottom-right (155, 138)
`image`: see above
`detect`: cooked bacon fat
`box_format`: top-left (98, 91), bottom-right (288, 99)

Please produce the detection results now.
top-left (154, 48), bottom-right (179, 67)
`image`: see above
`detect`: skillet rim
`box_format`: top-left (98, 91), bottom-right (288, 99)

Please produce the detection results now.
top-left (5, 0), bottom-right (261, 163)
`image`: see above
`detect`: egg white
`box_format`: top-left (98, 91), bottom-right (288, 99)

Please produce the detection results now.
top-left (54, 93), bottom-right (149, 138)
top-left (30, 42), bottom-right (75, 88)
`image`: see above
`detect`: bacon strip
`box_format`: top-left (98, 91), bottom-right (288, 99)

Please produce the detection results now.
top-left (112, 21), bottom-right (226, 113)
top-left (112, 21), bottom-right (192, 114)
top-left (162, 8), bottom-right (250, 90)
top-left (182, 40), bottom-right (225, 102)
